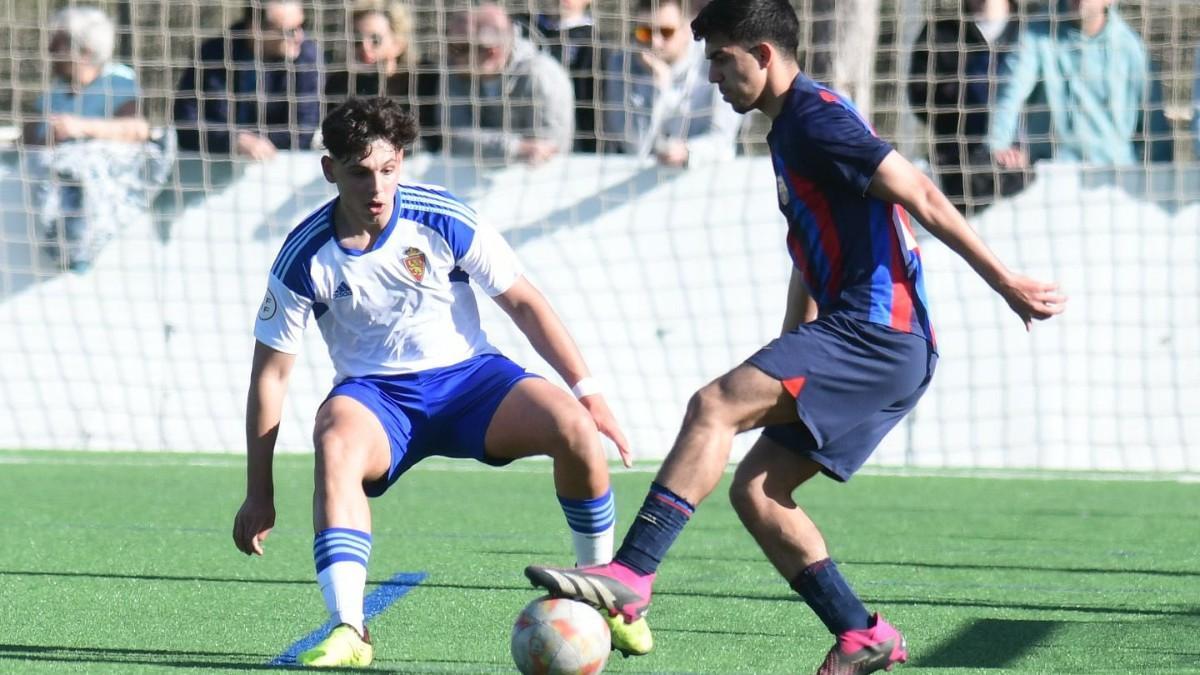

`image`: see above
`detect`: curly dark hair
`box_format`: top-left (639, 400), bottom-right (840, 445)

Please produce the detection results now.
top-left (321, 97), bottom-right (419, 162)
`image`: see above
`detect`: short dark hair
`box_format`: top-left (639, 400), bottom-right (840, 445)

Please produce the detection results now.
top-left (321, 97), bottom-right (419, 161)
top-left (691, 0), bottom-right (800, 62)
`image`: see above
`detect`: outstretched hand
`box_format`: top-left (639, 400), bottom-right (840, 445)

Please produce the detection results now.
top-left (1001, 275), bottom-right (1067, 330)
top-left (579, 394), bottom-right (634, 468)
top-left (232, 496), bottom-right (276, 556)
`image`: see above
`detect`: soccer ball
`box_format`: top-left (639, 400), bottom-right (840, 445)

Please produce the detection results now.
top-left (510, 596), bottom-right (611, 675)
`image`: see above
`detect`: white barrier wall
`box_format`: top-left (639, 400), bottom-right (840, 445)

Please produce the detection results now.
top-left (1, 152), bottom-right (1196, 473)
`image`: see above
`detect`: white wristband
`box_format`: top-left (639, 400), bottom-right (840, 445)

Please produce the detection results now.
top-left (570, 377), bottom-right (601, 399)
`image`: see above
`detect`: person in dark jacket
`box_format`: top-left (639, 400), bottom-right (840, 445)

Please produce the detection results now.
top-left (324, 0), bottom-right (441, 153)
top-left (514, 0), bottom-right (600, 152)
top-left (174, 0), bottom-right (320, 159)
top-left (908, 0), bottom-right (1026, 215)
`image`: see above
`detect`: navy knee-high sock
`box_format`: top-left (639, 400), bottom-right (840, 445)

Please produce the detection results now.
top-left (790, 558), bottom-right (870, 634)
top-left (613, 482), bottom-right (695, 576)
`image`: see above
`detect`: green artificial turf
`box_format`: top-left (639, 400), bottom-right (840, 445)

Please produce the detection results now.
top-left (0, 450), bottom-right (1196, 673)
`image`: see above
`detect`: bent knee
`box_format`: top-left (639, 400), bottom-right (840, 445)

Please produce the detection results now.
top-left (554, 408), bottom-right (602, 457)
top-left (728, 470), bottom-right (766, 519)
top-left (313, 428), bottom-right (385, 482)
top-left (683, 385), bottom-right (722, 423)
top-left (729, 463), bottom-right (797, 521)
top-left (314, 429), bottom-right (355, 467)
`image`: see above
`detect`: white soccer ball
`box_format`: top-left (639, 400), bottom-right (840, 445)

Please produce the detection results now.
top-left (510, 596), bottom-right (611, 675)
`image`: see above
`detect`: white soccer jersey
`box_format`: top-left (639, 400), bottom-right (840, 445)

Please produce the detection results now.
top-left (254, 183), bottom-right (523, 381)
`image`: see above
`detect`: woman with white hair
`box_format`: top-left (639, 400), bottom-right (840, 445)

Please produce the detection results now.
top-left (21, 6), bottom-right (150, 145)
top-left (19, 6), bottom-right (171, 274)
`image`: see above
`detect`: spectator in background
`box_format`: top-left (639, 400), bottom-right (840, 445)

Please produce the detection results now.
top-left (442, 3), bottom-right (574, 165)
top-left (989, 0), bottom-right (1158, 168)
top-left (514, 0), bottom-right (601, 152)
top-left (1193, 47), bottom-right (1200, 159)
top-left (324, 0), bottom-right (441, 152)
top-left (601, 0), bottom-right (741, 167)
top-left (908, 0), bottom-right (1027, 215)
top-left (174, 0), bottom-right (320, 160)
top-left (21, 6), bottom-right (174, 272)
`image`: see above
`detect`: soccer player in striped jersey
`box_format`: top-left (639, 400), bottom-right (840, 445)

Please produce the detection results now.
top-left (525, 0), bottom-right (1066, 671)
top-left (232, 97), bottom-right (632, 668)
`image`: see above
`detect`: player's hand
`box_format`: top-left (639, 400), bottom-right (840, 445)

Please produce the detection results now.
top-left (993, 147), bottom-right (1029, 169)
top-left (579, 394), bottom-right (634, 468)
top-left (233, 495), bottom-right (276, 556)
top-left (1000, 274), bottom-right (1067, 331)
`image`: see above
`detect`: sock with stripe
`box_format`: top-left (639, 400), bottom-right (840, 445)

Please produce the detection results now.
top-left (314, 527), bottom-right (372, 635)
top-left (789, 558), bottom-right (871, 634)
top-left (614, 482), bottom-right (694, 576)
top-left (558, 488), bottom-right (616, 566)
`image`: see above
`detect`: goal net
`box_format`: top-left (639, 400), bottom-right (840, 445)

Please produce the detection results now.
top-left (0, 0), bottom-right (1196, 474)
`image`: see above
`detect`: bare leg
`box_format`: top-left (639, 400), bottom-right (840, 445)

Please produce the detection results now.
top-left (655, 362), bottom-right (800, 507)
top-left (486, 377), bottom-right (613, 564)
top-left (729, 434), bottom-right (829, 580)
top-left (485, 377), bottom-right (609, 500)
top-left (309, 395), bottom-right (392, 636)
top-left (311, 395), bottom-right (392, 532)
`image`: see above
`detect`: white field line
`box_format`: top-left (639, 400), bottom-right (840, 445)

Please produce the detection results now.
top-left (0, 451), bottom-right (1197, 483)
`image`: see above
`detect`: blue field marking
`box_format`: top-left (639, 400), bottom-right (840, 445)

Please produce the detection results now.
top-left (269, 571), bottom-right (428, 666)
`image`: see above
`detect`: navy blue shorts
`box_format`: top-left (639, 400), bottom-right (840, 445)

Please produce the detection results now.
top-left (326, 353), bottom-right (538, 497)
top-left (747, 313), bottom-right (937, 481)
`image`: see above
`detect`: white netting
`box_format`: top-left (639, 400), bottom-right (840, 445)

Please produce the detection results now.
top-left (0, 1), bottom-right (1197, 473)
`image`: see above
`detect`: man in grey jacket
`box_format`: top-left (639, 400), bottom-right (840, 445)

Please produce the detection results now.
top-left (601, 0), bottom-right (741, 167)
top-left (444, 3), bottom-right (574, 165)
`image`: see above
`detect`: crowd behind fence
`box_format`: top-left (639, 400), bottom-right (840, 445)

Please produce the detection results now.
top-left (0, 0), bottom-right (1198, 271)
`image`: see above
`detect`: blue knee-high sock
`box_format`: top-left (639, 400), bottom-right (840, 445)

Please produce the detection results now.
top-left (558, 488), bottom-right (616, 566)
top-left (790, 558), bottom-right (870, 634)
top-left (614, 482), bottom-right (695, 576)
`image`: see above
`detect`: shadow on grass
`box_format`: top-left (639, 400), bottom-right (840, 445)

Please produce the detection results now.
top-left (0, 644), bottom-right (497, 672)
top-left (867, 596), bottom-right (1200, 618)
top-left (481, 548), bottom-right (1200, 578)
top-left (914, 618), bottom-right (1058, 668)
top-left (0, 569), bottom-right (314, 585)
top-left (0, 643), bottom-right (303, 672)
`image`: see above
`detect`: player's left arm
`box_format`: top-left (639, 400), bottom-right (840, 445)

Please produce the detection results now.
top-left (493, 276), bottom-right (633, 467)
top-left (867, 150), bottom-right (1067, 330)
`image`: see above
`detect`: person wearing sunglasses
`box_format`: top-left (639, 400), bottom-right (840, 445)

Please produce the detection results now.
top-left (600, 0), bottom-right (741, 166)
top-left (441, 3), bottom-right (575, 166)
top-left (174, 1), bottom-right (320, 161)
top-left (324, 1), bottom-right (441, 152)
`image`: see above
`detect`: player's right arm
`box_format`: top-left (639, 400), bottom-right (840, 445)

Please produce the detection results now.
top-left (780, 268), bottom-right (817, 334)
top-left (233, 341), bottom-right (297, 556)
top-left (867, 150), bottom-right (1066, 329)
top-left (234, 264), bottom-right (313, 555)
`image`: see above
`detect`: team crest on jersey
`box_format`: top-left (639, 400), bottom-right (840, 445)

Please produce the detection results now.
top-left (776, 175), bottom-right (789, 206)
top-left (403, 247), bottom-right (427, 282)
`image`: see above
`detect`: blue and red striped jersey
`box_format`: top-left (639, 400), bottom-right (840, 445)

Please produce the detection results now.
top-left (768, 74), bottom-right (935, 344)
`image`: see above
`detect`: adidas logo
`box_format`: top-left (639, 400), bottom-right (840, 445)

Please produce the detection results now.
top-left (333, 281), bottom-right (353, 299)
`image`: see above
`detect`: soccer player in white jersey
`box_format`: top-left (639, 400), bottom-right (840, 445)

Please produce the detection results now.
top-left (232, 97), bottom-right (632, 668)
